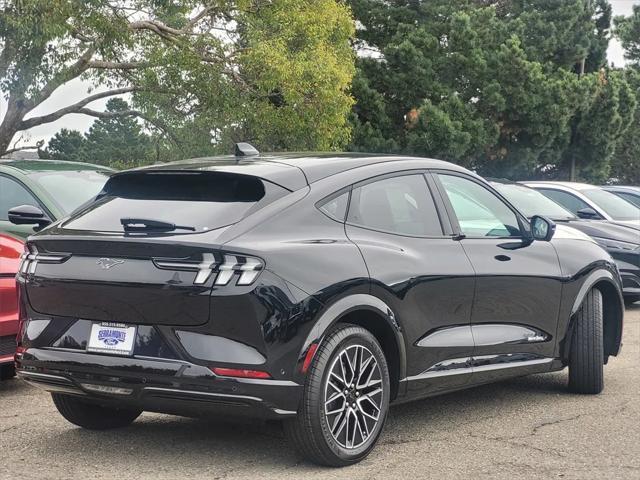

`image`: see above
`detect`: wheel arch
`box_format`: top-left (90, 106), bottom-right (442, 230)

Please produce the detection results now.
top-left (300, 294), bottom-right (406, 401)
top-left (568, 269), bottom-right (624, 361)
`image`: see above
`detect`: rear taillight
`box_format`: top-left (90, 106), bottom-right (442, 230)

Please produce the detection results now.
top-left (19, 243), bottom-right (70, 275)
top-left (211, 367), bottom-right (272, 379)
top-left (153, 253), bottom-right (264, 287)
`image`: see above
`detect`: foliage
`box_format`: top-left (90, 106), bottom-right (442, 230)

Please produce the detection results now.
top-left (39, 128), bottom-right (87, 162)
top-left (348, 0), bottom-right (635, 183)
top-left (0, 0), bottom-right (355, 156)
top-left (41, 99), bottom-right (155, 167)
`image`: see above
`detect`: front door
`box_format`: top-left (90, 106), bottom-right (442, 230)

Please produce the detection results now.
top-left (434, 173), bottom-right (562, 382)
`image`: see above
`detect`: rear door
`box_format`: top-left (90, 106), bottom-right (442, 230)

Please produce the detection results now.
top-left (433, 173), bottom-right (562, 379)
top-left (343, 172), bottom-right (476, 397)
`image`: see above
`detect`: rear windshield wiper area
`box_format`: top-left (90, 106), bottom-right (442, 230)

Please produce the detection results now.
top-left (120, 218), bottom-right (196, 233)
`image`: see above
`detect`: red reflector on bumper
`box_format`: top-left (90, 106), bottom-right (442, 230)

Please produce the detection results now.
top-left (301, 343), bottom-right (318, 373)
top-left (212, 367), bottom-right (272, 379)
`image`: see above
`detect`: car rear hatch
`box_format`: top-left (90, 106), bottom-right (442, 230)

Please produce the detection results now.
top-left (22, 170), bottom-right (292, 326)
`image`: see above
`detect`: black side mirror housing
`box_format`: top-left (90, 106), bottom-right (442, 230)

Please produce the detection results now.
top-left (577, 207), bottom-right (600, 219)
top-left (8, 204), bottom-right (52, 228)
top-left (531, 215), bottom-right (556, 242)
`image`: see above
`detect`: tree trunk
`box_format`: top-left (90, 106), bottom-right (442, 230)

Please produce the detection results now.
top-left (0, 106), bottom-right (22, 156)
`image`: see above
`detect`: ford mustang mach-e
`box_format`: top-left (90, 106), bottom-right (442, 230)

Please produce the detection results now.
top-left (16, 148), bottom-right (624, 466)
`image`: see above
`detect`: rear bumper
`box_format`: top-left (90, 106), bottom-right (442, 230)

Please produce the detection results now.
top-left (17, 348), bottom-right (301, 419)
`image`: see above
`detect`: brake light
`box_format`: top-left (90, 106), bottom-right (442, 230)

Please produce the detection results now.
top-left (211, 367), bottom-right (272, 379)
top-left (215, 255), bottom-right (263, 286)
top-left (153, 253), bottom-right (264, 286)
top-left (19, 243), bottom-right (71, 275)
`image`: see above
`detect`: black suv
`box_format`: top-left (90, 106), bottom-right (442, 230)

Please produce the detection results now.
top-left (16, 149), bottom-right (624, 466)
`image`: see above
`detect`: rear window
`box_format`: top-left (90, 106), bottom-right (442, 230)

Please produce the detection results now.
top-left (62, 171), bottom-right (289, 233)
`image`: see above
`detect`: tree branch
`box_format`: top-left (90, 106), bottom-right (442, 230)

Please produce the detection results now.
top-left (3, 141), bottom-right (44, 156)
top-left (24, 46), bottom-right (97, 114)
top-left (87, 60), bottom-right (148, 69)
top-left (19, 87), bottom-right (137, 130)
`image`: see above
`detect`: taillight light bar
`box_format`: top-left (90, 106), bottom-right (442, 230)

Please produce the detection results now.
top-left (19, 243), bottom-right (71, 275)
top-left (153, 253), bottom-right (264, 286)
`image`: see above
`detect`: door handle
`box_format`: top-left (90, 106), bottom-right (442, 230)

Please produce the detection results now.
top-left (494, 254), bottom-right (511, 262)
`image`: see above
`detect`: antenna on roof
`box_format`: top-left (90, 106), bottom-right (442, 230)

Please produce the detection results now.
top-left (234, 142), bottom-right (259, 157)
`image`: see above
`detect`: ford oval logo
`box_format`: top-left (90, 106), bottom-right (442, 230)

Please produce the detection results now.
top-left (97, 258), bottom-right (125, 270)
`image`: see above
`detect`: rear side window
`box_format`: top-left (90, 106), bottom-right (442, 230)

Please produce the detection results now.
top-left (347, 174), bottom-right (443, 236)
top-left (318, 191), bottom-right (349, 221)
top-left (63, 171), bottom-right (289, 233)
top-left (537, 189), bottom-right (591, 216)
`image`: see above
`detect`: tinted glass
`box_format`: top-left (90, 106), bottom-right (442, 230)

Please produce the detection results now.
top-left (537, 189), bottom-right (591, 216)
top-left (347, 174), bottom-right (442, 236)
top-left (319, 191), bottom-right (349, 221)
top-left (0, 176), bottom-right (40, 220)
top-left (63, 172), bottom-right (288, 234)
top-left (582, 188), bottom-right (640, 221)
top-left (438, 175), bottom-right (521, 237)
top-left (493, 183), bottom-right (575, 220)
top-left (30, 171), bottom-right (110, 214)
top-left (616, 191), bottom-right (640, 208)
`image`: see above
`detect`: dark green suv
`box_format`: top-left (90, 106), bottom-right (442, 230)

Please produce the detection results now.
top-left (0, 159), bottom-right (113, 239)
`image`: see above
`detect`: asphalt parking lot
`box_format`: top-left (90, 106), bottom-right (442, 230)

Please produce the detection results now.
top-left (1, 305), bottom-right (638, 480)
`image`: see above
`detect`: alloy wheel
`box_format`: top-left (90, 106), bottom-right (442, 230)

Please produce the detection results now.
top-left (323, 344), bottom-right (384, 449)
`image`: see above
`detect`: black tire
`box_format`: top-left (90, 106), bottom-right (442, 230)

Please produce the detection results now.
top-left (284, 324), bottom-right (391, 467)
top-left (51, 393), bottom-right (142, 430)
top-left (0, 363), bottom-right (15, 380)
top-left (568, 288), bottom-right (604, 394)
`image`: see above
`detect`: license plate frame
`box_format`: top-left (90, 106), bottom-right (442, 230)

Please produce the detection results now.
top-left (87, 322), bottom-right (137, 356)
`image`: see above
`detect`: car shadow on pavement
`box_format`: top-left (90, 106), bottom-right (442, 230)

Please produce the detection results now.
top-left (18, 370), bottom-right (572, 470)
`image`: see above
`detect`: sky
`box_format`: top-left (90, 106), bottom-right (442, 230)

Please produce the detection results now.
top-left (2, 0), bottom-right (640, 151)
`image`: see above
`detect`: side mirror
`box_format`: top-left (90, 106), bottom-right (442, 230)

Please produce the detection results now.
top-left (531, 215), bottom-right (556, 242)
top-left (577, 207), bottom-right (600, 219)
top-left (8, 205), bottom-right (52, 228)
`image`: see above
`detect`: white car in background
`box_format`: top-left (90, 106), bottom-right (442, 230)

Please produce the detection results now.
top-left (524, 182), bottom-right (640, 230)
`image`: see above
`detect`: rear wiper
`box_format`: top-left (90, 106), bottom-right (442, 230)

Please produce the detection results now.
top-left (120, 218), bottom-right (196, 232)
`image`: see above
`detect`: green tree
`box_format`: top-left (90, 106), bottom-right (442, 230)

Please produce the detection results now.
top-left (83, 98), bottom-right (153, 168)
top-left (614, 4), bottom-right (640, 66)
top-left (39, 128), bottom-right (87, 161)
top-left (611, 13), bottom-right (640, 184)
top-left (0, 1), bottom-right (355, 157)
top-left (349, 0), bottom-right (632, 182)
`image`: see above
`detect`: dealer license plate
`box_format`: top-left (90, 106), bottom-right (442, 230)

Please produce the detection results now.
top-left (87, 322), bottom-right (137, 356)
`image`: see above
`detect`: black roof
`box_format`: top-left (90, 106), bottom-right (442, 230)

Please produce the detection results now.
top-left (131, 152), bottom-right (460, 191)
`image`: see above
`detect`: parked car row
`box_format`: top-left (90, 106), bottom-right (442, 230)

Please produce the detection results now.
top-left (0, 159), bottom-right (112, 378)
top-left (0, 149), bottom-right (637, 466)
top-left (491, 181), bottom-right (640, 305)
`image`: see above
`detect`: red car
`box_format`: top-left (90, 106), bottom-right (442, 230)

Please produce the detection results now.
top-left (0, 234), bottom-right (22, 379)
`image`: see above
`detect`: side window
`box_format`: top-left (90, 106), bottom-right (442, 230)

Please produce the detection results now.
top-left (614, 192), bottom-right (640, 208)
top-left (318, 191), bottom-right (349, 221)
top-left (0, 176), bottom-right (40, 221)
top-left (537, 189), bottom-right (591, 215)
top-left (347, 174), bottom-right (443, 236)
top-left (437, 174), bottom-right (521, 238)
